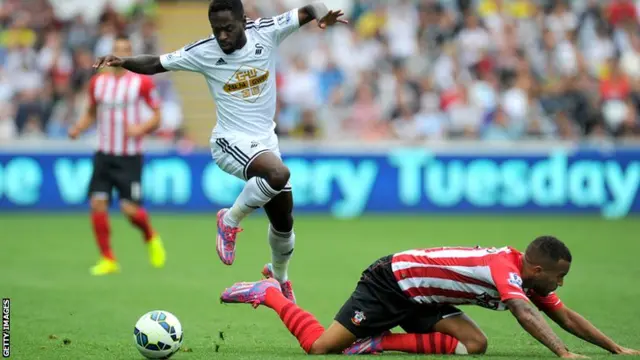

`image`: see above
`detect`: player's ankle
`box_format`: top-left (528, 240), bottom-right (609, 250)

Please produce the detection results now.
top-left (223, 211), bottom-right (240, 228)
top-left (264, 287), bottom-right (284, 303)
top-left (271, 265), bottom-right (288, 283)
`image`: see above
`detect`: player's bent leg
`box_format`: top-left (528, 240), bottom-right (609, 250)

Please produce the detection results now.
top-left (222, 151), bottom-right (290, 227)
top-left (89, 195), bottom-right (119, 275)
top-left (262, 191), bottom-right (296, 302)
top-left (220, 279), bottom-right (329, 354)
top-left (120, 201), bottom-right (166, 268)
top-left (432, 313), bottom-right (488, 355)
top-left (217, 152), bottom-right (290, 265)
top-left (345, 306), bottom-right (481, 355)
top-left (245, 151), bottom-right (291, 191)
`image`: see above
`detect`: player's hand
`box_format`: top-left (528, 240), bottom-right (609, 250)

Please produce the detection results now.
top-left (126, 124), bottom-right (146, 138)
top-left (614, 347), bottom-right (640, 355)
top-left (317, 10), bottom-right (348, 29)
top-left (68, 126), bottom-right (81, 140)
top-left (93, 55), bottom-right (124, 69)
top-left (560, 352), bottom-right (588, 359)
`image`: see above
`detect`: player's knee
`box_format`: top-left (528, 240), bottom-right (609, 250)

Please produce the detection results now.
top-left (119, 201), bottom-right (139, 217)
top-left (264, 166), bottom-right (290, 191)
top-left (462, 333), bottom-right (488, 355)
top-left (90, 198), bottom-right (109, 212)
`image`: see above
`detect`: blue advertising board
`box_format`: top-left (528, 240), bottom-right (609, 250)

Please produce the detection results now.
top-left (0, 147), bottom-right (638, 218)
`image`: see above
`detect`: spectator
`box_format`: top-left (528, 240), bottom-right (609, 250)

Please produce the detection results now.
top-left (482, 106), bottom-right (519, 141)
top-left (606, 0), bottom-right (637, 27)
top-left (343, 80), bottom-right (388, 141)
top-left (38, 30), bottom-right (73, 98)
top-left (66, 15), bottom-right (94, 51)
top-left (446, 85), bottom-right (484, 138)
top-left (545, 0), bottom-right (578, 43)
top-left (600, 57), bottom-right (638, 136)
top-left (457, 13), bottom-right (491, 69)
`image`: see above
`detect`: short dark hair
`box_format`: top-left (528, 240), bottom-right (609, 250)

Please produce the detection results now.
top-left (525, 236), bottom-right (572, 265)
top-left (208, 0), bottom-right (244, 20)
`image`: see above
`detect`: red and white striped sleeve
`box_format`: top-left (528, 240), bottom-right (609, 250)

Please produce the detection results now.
top-left (490, 259), bottom-right (529, 303)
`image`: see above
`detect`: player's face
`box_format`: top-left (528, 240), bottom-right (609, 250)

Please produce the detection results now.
top-left (113, 39), bottom-right (133, 58)
top-left (531, 260), bottom-right (571, 296)
top-left (209, 10), bottom-right (245, 54)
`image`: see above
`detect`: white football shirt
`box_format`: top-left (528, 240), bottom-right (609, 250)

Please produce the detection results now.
top-left (159, 9), bottom-right (300, 138)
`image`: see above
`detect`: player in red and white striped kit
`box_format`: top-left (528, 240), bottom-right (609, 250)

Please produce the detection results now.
top-left (69, 35), bottom-right (166, 276)
top-left (220, 236), bottom-right (640, 358)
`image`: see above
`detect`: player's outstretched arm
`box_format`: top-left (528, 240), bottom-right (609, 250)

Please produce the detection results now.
top-left (506, 299), bottom-right (586, 358)
top-left (298, 2), bottom-right (348, 28)
top-left (94, 55), bottom-right (167, 75)
top-left (545, 306), bottom-right (640, 355)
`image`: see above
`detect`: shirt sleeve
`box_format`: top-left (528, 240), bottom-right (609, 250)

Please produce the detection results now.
top-left (159, 38), bottom-right (211, 72)
top-left (87, 75), bottom-right (98, 107)
top-left (490, 260), bottom-right (530, 303)
top-left (139, 76), bottom-right (161, 109)
top-left (265, 9), bottom-right (301, 45)
top-left (529, 291), bottom-right (564, 312)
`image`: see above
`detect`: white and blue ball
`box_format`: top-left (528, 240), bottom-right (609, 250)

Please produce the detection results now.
top-left (133, 310), bottom-right (183, 359)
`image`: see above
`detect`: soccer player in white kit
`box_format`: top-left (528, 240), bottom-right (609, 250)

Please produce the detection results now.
top-left (93, 0), bottom-right (347, 303)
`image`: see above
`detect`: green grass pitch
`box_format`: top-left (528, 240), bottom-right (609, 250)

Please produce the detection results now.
top-left (1, 214), bottom-right (640, 360)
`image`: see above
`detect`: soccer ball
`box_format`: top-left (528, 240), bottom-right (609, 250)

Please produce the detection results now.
top-left (133, 310), bottom-right (183, 359)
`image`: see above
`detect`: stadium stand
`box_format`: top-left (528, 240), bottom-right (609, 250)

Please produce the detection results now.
top-left (1, 0), bottom-right (640, 146)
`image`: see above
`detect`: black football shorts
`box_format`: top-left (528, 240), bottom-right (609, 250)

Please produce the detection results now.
top-left (334, 255), bottom-right (463, 339)
top-left (88, 152), bottom-right (143, 204)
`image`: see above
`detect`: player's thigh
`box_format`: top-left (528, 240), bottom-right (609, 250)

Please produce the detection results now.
top-left (112, 155), bottom-right (143, 206)
top-left (245, 135), bottom-right (290, 187)
top-left (333, 272), bottom-right (409, 340)
top-left (211, 136), bottom-right (271, 180)
top-left (399, 305), bottom-right (463, 334)
top-left (88, 152), bottom-right (114, 209)
top-left (432, 312), bottom-right (488, 354)
top-left (309, 321), bottom-right (357, 354)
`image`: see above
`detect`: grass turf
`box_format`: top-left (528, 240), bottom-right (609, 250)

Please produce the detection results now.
top-left (1, 214), bottom-right (639, 360)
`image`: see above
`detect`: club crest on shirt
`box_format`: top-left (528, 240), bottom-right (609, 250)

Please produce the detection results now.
top-left (351, 310), bottom-right (366, 326)
top-left (255, 43), bottom-right (264, 56)
top-left (508, 272), bottom-right (523, 288)
top-left (223, 65), bottom-right (270, 102)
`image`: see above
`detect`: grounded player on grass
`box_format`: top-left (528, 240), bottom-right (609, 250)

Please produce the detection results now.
top-left (69, 35), bottom-right (166, 276)
top-left (221, 236), bottom-right (640, 358)
top-left (92, 0), bottom-right (347, 302)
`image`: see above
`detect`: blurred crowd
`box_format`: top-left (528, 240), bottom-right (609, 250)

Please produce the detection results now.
top-left (250, 0), bottom-right (640, 141)
top-left (0, 0), bottom-right (182, 142)
top-left (3, 0), bottom-right (640, 143)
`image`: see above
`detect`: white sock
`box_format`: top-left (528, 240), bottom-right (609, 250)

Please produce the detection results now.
top-left (454, 341), bottom-right (468, 355)
top-left (268, 225), bottom-right (295, 283)
top-left (223, 177), bottom-right (281, 228)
